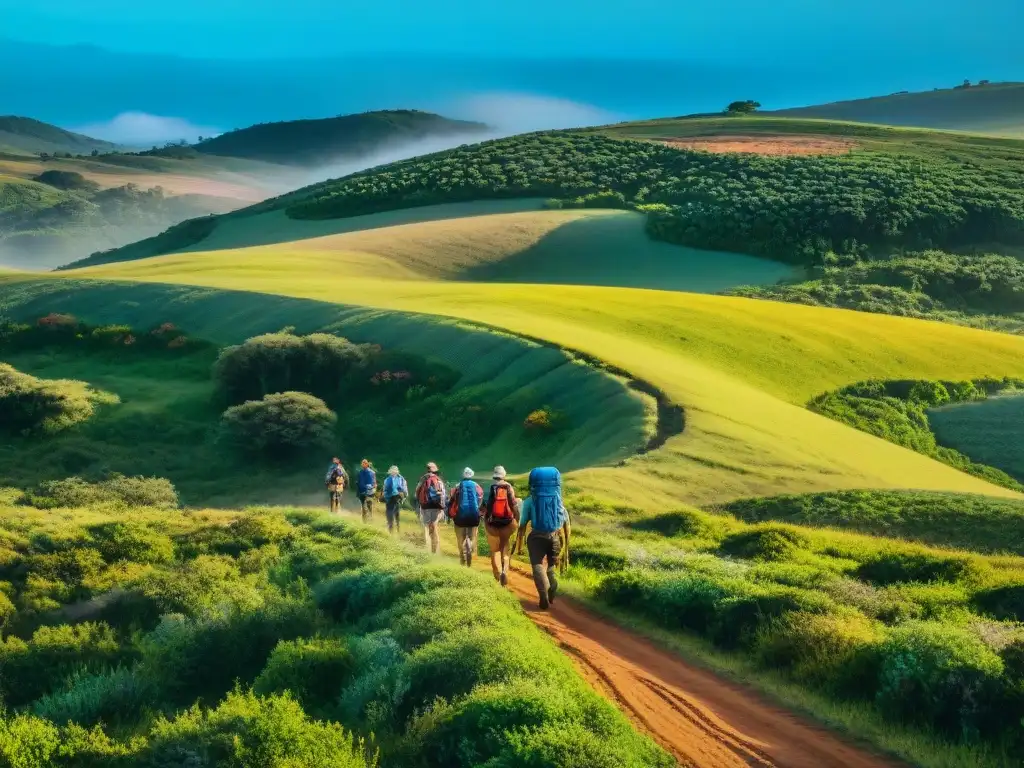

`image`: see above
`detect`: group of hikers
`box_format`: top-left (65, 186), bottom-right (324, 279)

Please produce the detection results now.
top-left (325, 458), bottom-right (570, 609)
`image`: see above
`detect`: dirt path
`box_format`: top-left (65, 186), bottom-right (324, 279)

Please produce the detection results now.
top-left (502, 566), bottom-right (902, 768)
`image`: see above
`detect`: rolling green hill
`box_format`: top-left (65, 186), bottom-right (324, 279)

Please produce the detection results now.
top-left (0, 115), bottom-right (118, 155)
top-left (194, 109), bottom-right (489, 166)
top-left (930, 392), bottom-right (1024, 482)
top-left (772, 82), bottom-right (1024, 136)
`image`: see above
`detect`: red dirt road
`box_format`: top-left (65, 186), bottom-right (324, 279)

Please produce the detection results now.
top-left (504, 567), bottom-right (902, 768)
top-left (657, 135), bottom-right (856, 156)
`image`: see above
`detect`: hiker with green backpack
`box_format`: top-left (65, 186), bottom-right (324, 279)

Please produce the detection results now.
top-left (448, 467), bottom-right (484, 566)
top-left (415, 461), bottom-right (447, 554)
top-left (514, 466), bottom-right (571, 609)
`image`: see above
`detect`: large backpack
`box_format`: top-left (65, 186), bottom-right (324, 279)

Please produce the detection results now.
top-left (452, 480), bottom-right (481, 527)
top-left (327, 466), bottom-right (344, 489)
top-left (418, 473), bottom-right (445, 508)
top-left (487, 483), bottom-right (516, 527)
top-left (528, 467), bottom-right (563, 534)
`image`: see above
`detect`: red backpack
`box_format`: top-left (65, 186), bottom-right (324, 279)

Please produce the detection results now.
top-left (488, 483), bottom-right (515, 526)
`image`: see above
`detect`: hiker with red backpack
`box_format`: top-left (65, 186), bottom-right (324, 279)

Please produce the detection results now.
top-left (484, 466), bottom-right (519, 585)
top-left (448, 467), bottom-right (484, 566)
top-left (514, 466), bottom-right (571, 609)
top-left (415, 461), bottom-right (447, 554)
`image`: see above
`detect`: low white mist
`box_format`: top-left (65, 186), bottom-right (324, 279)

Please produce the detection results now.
top-left (74, 112), bottom-right (223, 146)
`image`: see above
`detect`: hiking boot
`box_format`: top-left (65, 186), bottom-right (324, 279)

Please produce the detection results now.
top-left (547, 568), bottom-right (558, 604)
top-left (538, 592), bottom-right (550, 610)
top-left (499, 571), bottom-right (508, 587)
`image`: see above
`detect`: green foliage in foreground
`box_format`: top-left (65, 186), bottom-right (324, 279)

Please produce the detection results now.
top-left (567, 499), bottom-right (1024, 759)
top-left (0, 500), bottom-right (669, 767)
top-left (0, 362), bottom-right (117, 436)
top-left (729, 250), bottom-right (1024, 335)
top-left (808, 377), bottom-right (1024, 491)
top-left (719, 489), bottom-right (1024, 555)
top-left (281, 131), bottom-right (1024, 266)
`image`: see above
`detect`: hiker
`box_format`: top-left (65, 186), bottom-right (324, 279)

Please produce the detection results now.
top-left (514, 466), bottom-right (571, 609)
top-left (415, 461), bottom-right (447, 554)
top-left (484, 465), bottom-right (519, 585)
top-left (448, 467), bottom-right (484, 566)
top-left (382, 465), bottom-right (408, 535)
top-left (325, 457), bottom-right (347, 515)
top-left (357, 459), bottom-right (377, 523)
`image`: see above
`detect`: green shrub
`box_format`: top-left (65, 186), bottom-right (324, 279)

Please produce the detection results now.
top-left (854, 549), bottom-right (979, 586)
top-left (214, 332), bottom-right (369, 405)
top-left (219, 391), bottom-right (337, 458)
top-left (974, 584), bottom-right (1024, 622)
top-left (25, 475), bottom-right (178, 510)
top-left (33, 666), bottom-right (153, 728)
top-left (98, 474), bottom-right (178, 508)
top-left (757, 611), bottom-right (883, 697)
top-left (876, 621), bottom-right (1004, 739)
top-left (144, 690), bottom-right (374, 767)
top-left (254, 637), bottom-right (354, 713)
top-left (0, 363), bottom-right (118, 436)
top-left (0, 622), bottom-right (127, 707)
top-left (87, 521), bottom-right (174, 564)
top-left (718, 525), bottom-right (810, 561)
top-left (24, 546), bottom-right (106, 603)
top-left (630, 509), bottom-right (714, 538)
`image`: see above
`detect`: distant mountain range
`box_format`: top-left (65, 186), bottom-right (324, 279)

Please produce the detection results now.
top-left (0, 116), bottom-right (119, 156)
top-left (772, 82), bottom-right (1024, 136)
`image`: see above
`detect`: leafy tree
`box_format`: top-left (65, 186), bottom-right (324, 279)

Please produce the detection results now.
top-left (219, 391), bottom-right (337, 458)
top-left (726, 100), bottom-right (762, 114)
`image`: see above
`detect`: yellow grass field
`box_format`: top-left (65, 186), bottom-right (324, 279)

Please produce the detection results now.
top-left (39, 229), bottom-right (1024, 509)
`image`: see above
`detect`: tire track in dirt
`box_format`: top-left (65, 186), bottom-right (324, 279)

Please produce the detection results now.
top-left (502, 566), bottom-right (903, 768)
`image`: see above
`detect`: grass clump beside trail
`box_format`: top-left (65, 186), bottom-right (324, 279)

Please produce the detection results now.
top-left (720, 489), bottom-right (1024, 555)
top-left (930, 392), bottom-right (1024, 483)
top-left (560, 494), bottom-right (1024, 766)
top-left (0, 494), bottom-right (670, 767)
top-left (809, 377), bottom-right (1024, 491)
top-left (0, 361), bottom-right (117, 436)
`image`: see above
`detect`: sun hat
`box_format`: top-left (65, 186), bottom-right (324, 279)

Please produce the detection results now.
top-left (492, 465), bottom-right (507, 479)
top-left (426, 461), bottom-right (438, 472)
top-left (463, 467), bottom-right (474, 479)
top-left (388, 465), bottom-right (399, 475)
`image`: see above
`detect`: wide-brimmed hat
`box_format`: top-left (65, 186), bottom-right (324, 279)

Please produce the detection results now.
top-left (492, 465), bottom-right (507, 479)
top-left (388, 465), bottom-right (399, 475)
top-left (426, 461), bottom-right (438, 472)
top-left (463, 467), bottom-right (474, 479)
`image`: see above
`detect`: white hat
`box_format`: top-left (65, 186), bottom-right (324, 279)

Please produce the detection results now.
top-left (492, 465), bottom-right (507, 479)
top-left (426, 461), bottom-right (438, 472)
top-left (463, 467), bottom-right (474, 479)
top-left (388, 465), bottom-right (399, 475)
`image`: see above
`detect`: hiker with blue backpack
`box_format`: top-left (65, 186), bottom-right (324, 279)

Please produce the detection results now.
top-left (381, 465), bottom-right (408, 535)
top-left (357, 459), bottom-right (377, 523)
top-left (514, 467), bottom-right (571, 609)
top-left (415, 461), bottom-right (448, 554)
top-left (448, 467), bottom-right (485, 566)
top-left (325, 457), bottom-right (348, 515)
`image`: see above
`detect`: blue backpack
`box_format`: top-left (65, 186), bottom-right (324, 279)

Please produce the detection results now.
top-left (453, 480), bottom-right (481, 526)
top-left (529, 467), bottom-right (563, 534)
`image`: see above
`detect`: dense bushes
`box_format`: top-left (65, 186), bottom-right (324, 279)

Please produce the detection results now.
top-left (808, 377), bottom-right (1024, 491)
top-left (214, 332), bottom-right (370, 405)
top-left (0, 498), bottom-right (669, 766)
top-left (0, 363), bottom-right (117, 435)
top-left (219, 391), bottom-right (337, 458)
top-left (25, 475), bottom-right (179, 510)
top-left (720, 489), bottom-right (1024, 554)
top-left (284, 132), bottom-right (1024, 266)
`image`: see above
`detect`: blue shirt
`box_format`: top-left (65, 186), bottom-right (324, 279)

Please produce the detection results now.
top-left (357, 467), bottom-right (377, 496)
top-left (518, 496), bottom-right (568, 531)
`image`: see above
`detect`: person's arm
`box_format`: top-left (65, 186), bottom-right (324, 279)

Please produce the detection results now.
top-left (560, 505), bottom-right (571, 573)
top-left (514, 497), bottom-right (531, 554)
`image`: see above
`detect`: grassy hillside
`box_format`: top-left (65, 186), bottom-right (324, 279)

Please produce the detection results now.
top-left (0, 115), bottom-right (118, 155)
top-left (929, 393), bottom-right (1024, 482)
top-left (28, 254), bottom-right (1024, 507)
top-left (195, 109), bottom-right (488, 166)
top-left (772, 82), bottom-right (1024, 136)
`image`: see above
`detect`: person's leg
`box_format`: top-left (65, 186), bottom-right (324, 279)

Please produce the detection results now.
top-left (527, 533), bottom-right (554, 609)
top-left (385, 498), bottom-right (396, 534)
top-left (547, 532), bottom-right (563, 603)
top-left (428, 520), bottom-right (441, 554)
top-left (499, 525), bottom-right (516, 585)
top-left (455, 526), bottom-right (468, 565)
top-left (486, 526), bottom-right (502, 580)
top-left (466, 526), bottom-right (478, 566)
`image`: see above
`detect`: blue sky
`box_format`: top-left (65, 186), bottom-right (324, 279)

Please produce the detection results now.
top-left (4, 0), bottom-right (1022, 63)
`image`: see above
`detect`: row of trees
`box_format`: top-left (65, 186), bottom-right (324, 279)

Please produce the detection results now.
top-left (284, 132), bottom-right (1024, 267)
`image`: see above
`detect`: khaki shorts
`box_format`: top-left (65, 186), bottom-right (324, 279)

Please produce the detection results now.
top-left (418, 506), bottom-right (443, 526)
